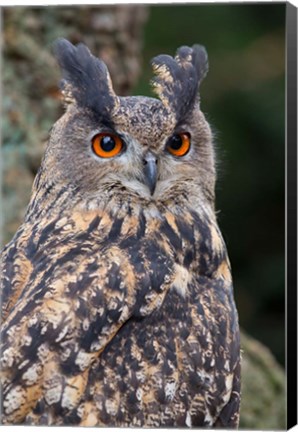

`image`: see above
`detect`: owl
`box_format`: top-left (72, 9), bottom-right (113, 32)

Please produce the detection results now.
top-left (0, 38), bottom-right (241, 427)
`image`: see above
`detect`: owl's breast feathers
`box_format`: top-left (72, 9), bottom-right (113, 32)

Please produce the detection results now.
top-left (0, 204), bottom-right (240, 427)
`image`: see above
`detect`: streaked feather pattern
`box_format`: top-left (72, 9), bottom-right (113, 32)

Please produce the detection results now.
top-left (0, 39), bottom-right (241, 427)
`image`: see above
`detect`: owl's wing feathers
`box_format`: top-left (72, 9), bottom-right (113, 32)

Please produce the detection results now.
top-left (151, 44), bottom-right (208, 122)
top-left (53, 38), bottom-right (118, 117)
top-left (1, 238), bottom-right (29, 322)
top-left (215, 358), bottom-right (241, 428)
top-left (0, 211), bottom-right (175, 424)
top-left (1, 208), bottom-right (240, 426)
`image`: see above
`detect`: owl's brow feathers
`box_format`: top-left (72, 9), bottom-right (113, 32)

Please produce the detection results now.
top-left (53, 39), bottom-right (208, 123)
top-left (53, 38), bottom-right (118, 119)
top-left (151, 45), bottom-right (208, 121)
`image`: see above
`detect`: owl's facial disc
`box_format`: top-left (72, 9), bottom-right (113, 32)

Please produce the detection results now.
top-left (143, 152), bottom-right (158, 195)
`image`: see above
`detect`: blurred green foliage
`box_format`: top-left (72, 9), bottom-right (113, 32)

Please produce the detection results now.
top-left (134, 4), bottom-right (285, 366)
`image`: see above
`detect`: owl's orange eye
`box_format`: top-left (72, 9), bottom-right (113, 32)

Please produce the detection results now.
top-left (166, 132), bottom-right (191, 157)
top-left (92, 133), bottom-right (124, 158)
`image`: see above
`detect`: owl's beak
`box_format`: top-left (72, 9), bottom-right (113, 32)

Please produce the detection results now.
top-left (143, 152), bottom-right (158, 195)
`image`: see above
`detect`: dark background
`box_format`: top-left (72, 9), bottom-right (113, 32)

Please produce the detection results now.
top-left (2, 4), bottom-right (285, 368)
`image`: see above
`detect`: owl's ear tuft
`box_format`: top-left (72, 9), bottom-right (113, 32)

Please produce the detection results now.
top-left (53, 38), bottom-right (118, 118)
top-left (150, 44), bottom-right (208, 121)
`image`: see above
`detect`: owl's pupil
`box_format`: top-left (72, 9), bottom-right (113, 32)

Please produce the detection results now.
top-left (170, 135), bottom-right (182, 150)
top-left (101, 136), bottom-right (116, 152)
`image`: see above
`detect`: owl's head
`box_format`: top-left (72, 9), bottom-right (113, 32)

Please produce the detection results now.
top-left (41, 39), bottom-right (215, 213)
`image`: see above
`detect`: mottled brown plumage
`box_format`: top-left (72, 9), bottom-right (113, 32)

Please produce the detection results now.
top-left (0, 39), bottom-right (241, 427)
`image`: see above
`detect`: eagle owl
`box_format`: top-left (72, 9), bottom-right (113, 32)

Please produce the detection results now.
top-left (0, 39), bottom-right (241, 427)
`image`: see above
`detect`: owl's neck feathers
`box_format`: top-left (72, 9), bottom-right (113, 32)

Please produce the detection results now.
top-left (21, 168), bottom-right (223, 268)
top-left (25, 159), bottom-right (215, 228)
